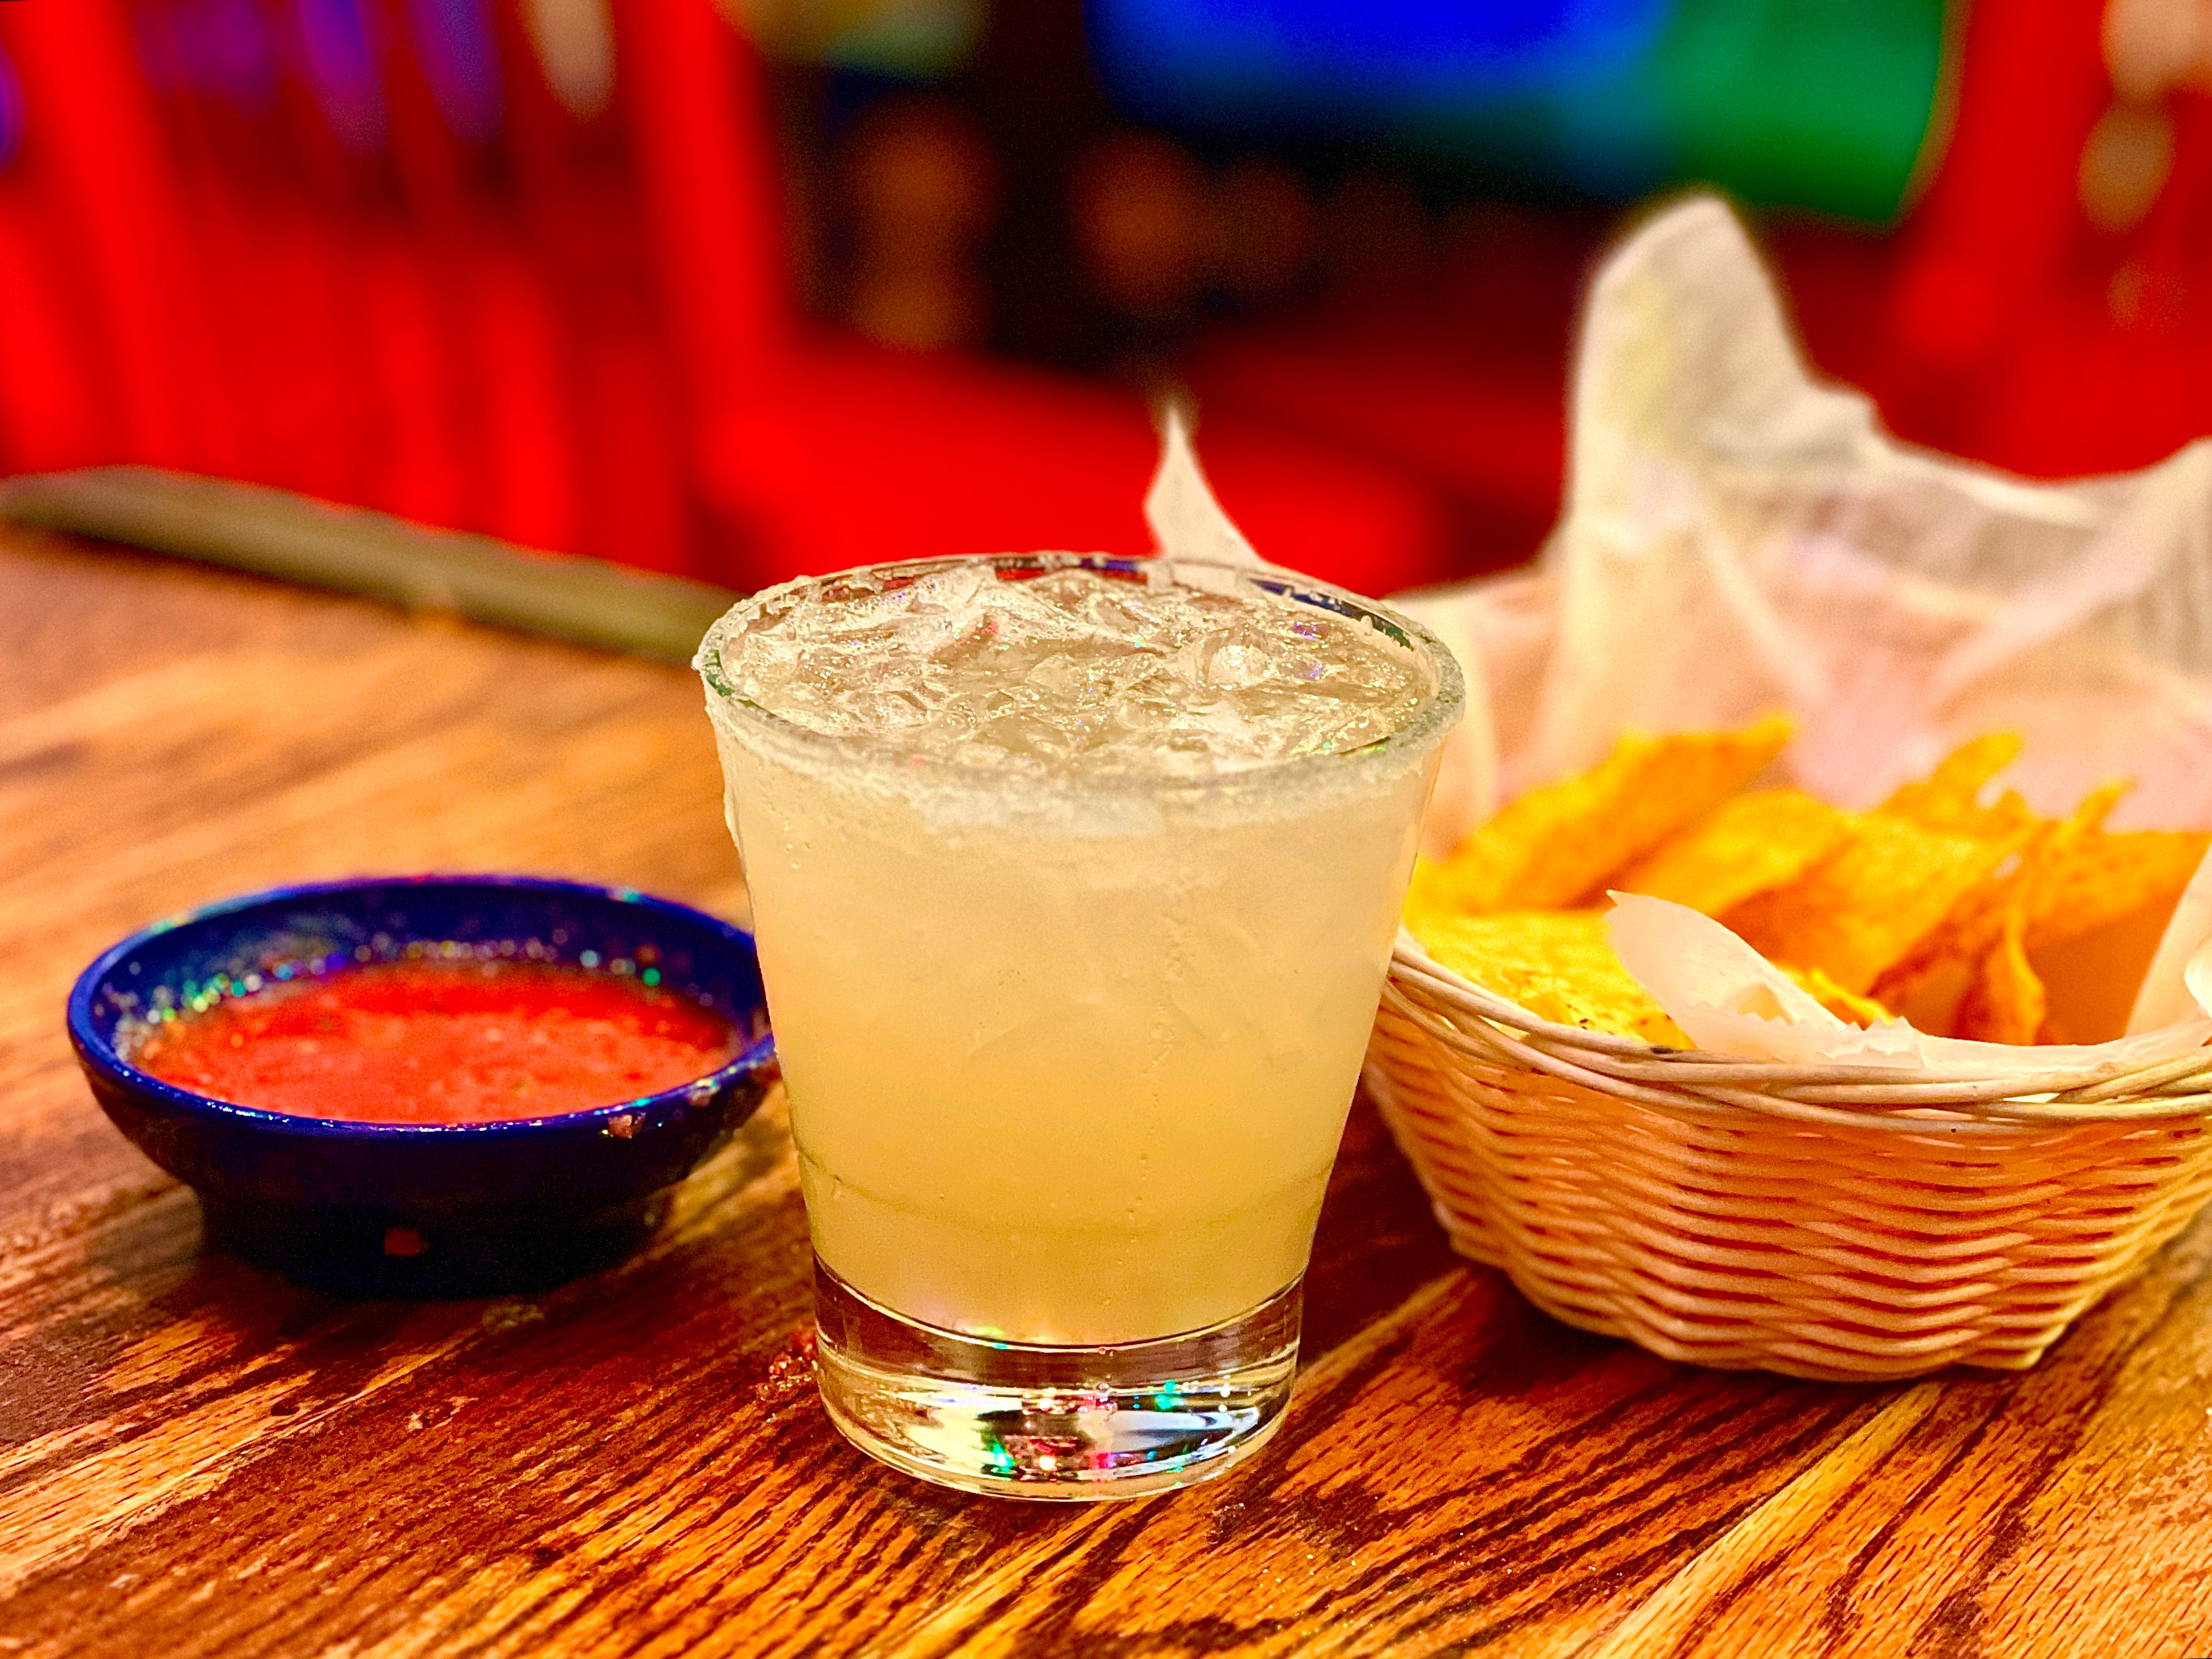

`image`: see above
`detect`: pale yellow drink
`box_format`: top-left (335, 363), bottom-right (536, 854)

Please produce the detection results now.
top-left (700, 556), bottom-right (1458, 1351)
top-left (721, 717), bottom-right (1432, 1343)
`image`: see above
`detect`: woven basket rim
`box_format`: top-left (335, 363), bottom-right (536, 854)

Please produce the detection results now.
top-left (1387, 937), bottom-right (2212, 1131)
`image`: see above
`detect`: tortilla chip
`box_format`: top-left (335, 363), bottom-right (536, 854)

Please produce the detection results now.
top-left (1883, 733), bottom-right (2034, 837)
top-left (1723, 813), bottom-right (2012, 994)
top-left (1419, 715), bottom-right (1793, 914)
top-left (2023, 826), bottom-right (2210, 952)
top-left (1612, 789), bottom-right (1853, 917)
top-left (1875, 957), bottom-right (1971, 1038)
top-left (2030, 888), bottom-right (2189, 1046)
top-left (1953, 907), bottom-right (2046, 1045)
top-left (1781, 965), bottom-right (1896, 1029)
top-left (1401, 857), bottom-right (1468, 940)
top-left (1871, 781), bottom-right (2131, 1009)
top-left (1414, 910), bottom-right (1690, 1048)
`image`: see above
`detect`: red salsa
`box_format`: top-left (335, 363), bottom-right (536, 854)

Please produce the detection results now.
top-left (133, 959), bottom-right (741, 1124)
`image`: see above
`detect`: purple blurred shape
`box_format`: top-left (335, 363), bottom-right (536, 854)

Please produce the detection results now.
top-left (0, 37), bottom-right (20, 168)
top-left (404, 0), bottom-right (503, 145)
top-left (295, 0), bottom-right (388, 153)
top-left (192, 0), bottom-right (277, 110)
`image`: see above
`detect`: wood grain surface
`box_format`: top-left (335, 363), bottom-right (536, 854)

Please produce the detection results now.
top-left (6, 526), bottom-right (2212, 1658)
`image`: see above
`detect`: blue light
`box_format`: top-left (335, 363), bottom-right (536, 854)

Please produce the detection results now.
top-left (1091, 0), bottom-right (1673, 105)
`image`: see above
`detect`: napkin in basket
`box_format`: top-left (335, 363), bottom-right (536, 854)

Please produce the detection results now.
top-left (1391, 194), bottom-right (2212, 1062)
top-left (1397, 194), bottom-right (2212, 841)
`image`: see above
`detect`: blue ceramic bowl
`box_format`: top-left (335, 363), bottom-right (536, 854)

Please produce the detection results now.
top-left (68, 875), bottom-right (777, 1297)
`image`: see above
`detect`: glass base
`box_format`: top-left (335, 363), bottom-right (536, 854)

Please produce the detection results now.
top-left (812, 1259), bottom-right (1301, 1500)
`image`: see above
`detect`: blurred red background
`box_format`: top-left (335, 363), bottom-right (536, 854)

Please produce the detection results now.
top-left (0, 0), bottom-right (2202, 597)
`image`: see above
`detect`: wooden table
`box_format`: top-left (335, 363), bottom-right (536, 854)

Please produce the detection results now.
top-left (7, 525), bottom-right (2212, 1659)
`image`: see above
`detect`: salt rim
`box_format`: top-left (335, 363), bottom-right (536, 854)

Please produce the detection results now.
top-left (695, 552), bottom-right (1465, 807)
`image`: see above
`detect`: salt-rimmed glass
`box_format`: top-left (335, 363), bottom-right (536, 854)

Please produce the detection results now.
top-left (699, 553), bottom-right (1462, 1499)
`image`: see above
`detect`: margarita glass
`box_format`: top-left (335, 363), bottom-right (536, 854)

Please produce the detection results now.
top-left (699, 553), bottom-right (1460, 1498)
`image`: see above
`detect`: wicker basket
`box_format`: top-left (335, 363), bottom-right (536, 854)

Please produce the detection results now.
top-left (1366, 940), bottom-right (2212, 1381)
